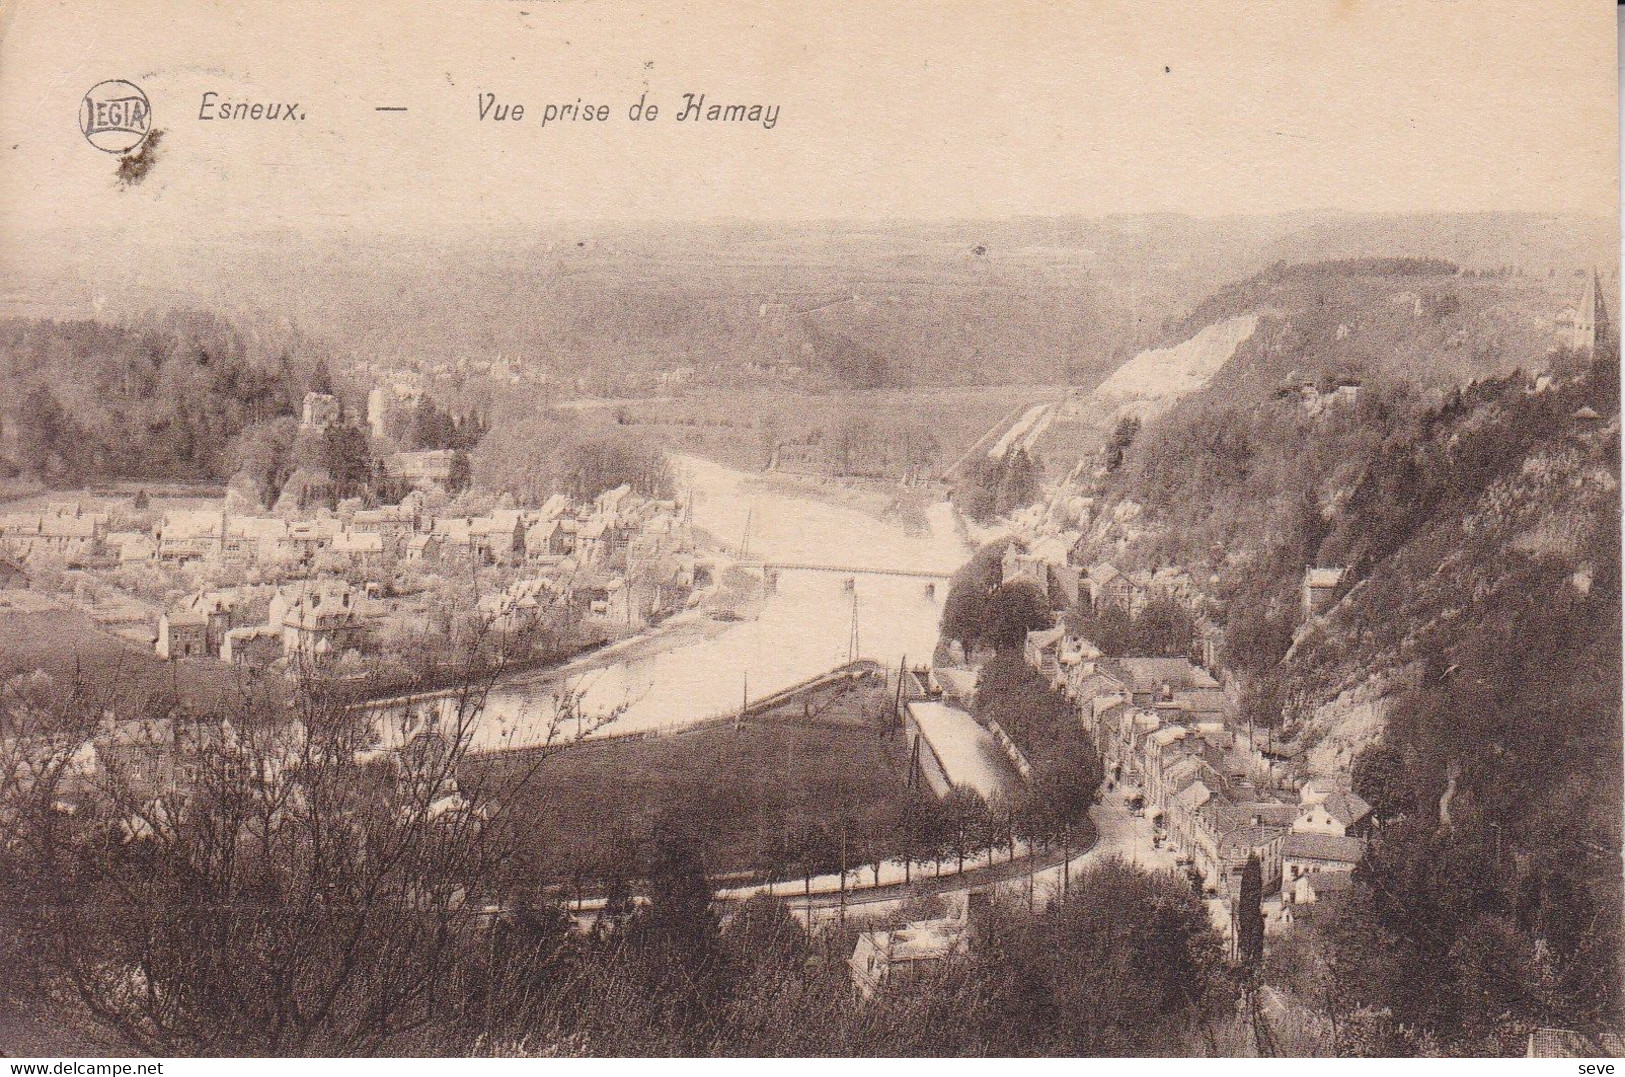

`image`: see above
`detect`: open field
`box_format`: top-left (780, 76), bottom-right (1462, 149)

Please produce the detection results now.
top-left (0, 600), bottom-right (246, 706)
top-left (582, 384), bottom-right (1076, 475)
top-left (469, 677), bottom-right (913, 883)
top-left (0, 481), bottom-right (226, 514)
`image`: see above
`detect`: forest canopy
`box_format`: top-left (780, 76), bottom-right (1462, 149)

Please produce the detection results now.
top-left (0, 314), bottom-right (335, 485)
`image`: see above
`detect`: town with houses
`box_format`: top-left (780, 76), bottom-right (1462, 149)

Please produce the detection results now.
top-left (845, 265), bottom-right (1614, 1010)
top-left (0, 0), bottom-right (1619, 1055)
top-left (2, 388), bottom-right (1378, 1001)
top-left (860, 539), bottom-right (1369, 993)
top-left (1023, 485), bottom-right (1367, 913)
top-left (0, 389), bottom-right (699, 679)
top-left (0, 268), bottom-right (1614, 1051)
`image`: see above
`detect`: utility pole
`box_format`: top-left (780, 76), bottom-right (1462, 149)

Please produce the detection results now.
top-left (839, 819), bottom-right (848, 930)
top-left (625, 556), bottom-right (636, 628)
top-left (847, 589), bottom-right (860, 664)
top-left (892, 654), bottom-right (907, 734)
top-left (1062, 824), bottom-right (1071, 898)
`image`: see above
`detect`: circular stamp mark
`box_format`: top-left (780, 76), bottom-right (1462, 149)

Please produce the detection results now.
top-left (80, 80), bottom-right (152, 154)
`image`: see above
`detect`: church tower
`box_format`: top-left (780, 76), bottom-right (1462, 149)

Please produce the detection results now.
top-left (1560, 270), bottom-right (1612, 356)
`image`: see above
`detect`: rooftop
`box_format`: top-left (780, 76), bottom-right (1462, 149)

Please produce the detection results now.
top-left (1304, 566), bottom-right (1346, 588)
top-left (1282, 832), bottom-right (1366, 864)
top-left (1025, 624), bottom-right (1067, 650)
top-left (1109, 657), bottom-right (1220, 692)
top-left (1318, 790), bottom-right (1373, 827)
top-left (863, 917), bottom-right (967, 964)
top-left (1301, 871), bottom-right (1354, 895)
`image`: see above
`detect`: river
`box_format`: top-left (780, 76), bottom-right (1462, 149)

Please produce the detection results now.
top-left (457, 455), bottom-right (972, 750)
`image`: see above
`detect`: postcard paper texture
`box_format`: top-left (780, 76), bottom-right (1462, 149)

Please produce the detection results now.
top-left (0, 0), bottom-right (1619, 1061)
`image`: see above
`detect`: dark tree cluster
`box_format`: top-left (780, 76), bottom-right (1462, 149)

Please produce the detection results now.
top-left (1067, 596), bottom-right (1196, 658)
top-left (970, 860), bottom-right (1231, 1055)
top-left (1263, 257), bottom-right (1460, 281)
top-left (0, 315), bottom-right (334, 486)
top-left (400, 398), bottom-right (487, 453)
top-left (955, 447), bottom-right (1043, 523)
top-left (475, 415), bottom-right (674, 504)
top-left (974, 653), bottom-right (1102, 838)
top-left (501, 855), bottom-right (1229, 1056)
top-left (1104, 414), bottom-right (1140, 472)
top-left (1306, 514), bottom-right (1624, 1052)
top-left (1264, 350), bottom-right (1624, 1053)
top-left (938, 541), bottom-right (1052, 654)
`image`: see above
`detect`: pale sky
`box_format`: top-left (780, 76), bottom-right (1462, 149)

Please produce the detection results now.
top-left (0, 0), bottom-right (1616, 238)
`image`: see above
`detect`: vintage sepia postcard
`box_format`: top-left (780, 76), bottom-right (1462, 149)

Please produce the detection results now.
top-left (0, 0), bottom-right (1619, 1063)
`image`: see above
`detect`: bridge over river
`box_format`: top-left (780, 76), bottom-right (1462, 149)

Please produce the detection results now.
top-left (736, 560), bottom-right (955, 582)
top-left (361, 453), bottom-right (971, 755)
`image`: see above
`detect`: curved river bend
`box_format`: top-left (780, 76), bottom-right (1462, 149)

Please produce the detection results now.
top-left (456, 455), bottom-right (971, 750)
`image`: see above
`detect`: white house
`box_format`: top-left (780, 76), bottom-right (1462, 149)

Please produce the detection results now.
top-left (1281, 832), bottom-right (1365, 899)
top-left (1292, 790), bottom-right (1372, 838)
top-left (849, 916), bottom-right (968, 999)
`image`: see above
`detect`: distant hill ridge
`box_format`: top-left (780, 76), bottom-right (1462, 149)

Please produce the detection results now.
top-left (1, 211), bottom-right (1613, 393)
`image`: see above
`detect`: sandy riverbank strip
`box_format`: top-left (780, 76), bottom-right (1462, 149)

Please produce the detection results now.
top-left (735, 469), bottom-right (937, 534)
top-left (496, 605), bottom-right (742, 690)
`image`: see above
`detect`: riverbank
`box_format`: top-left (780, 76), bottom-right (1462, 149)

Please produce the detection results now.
top-left (738, 469), bottom-right (938, 535)
top-left (374, 451), bottom-right (966, 749)
top-left (354, 598), bottom-right (761, 711)
top-left (493, 606), bottom-right (742, 692)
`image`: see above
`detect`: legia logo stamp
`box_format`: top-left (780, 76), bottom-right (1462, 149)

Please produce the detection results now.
top-left (80, 79), bottom-right (151, 153)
